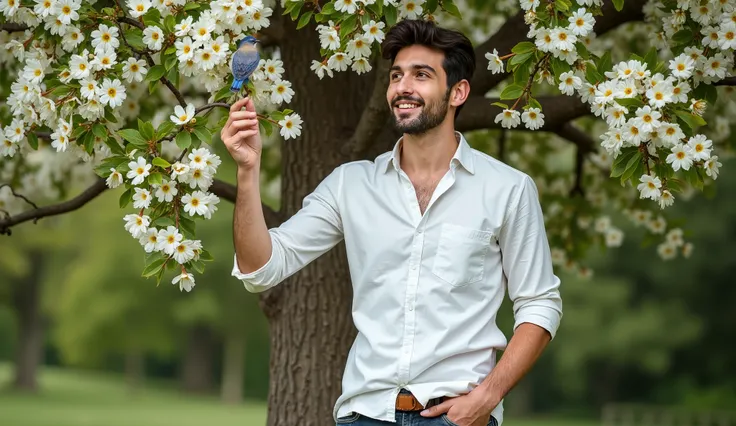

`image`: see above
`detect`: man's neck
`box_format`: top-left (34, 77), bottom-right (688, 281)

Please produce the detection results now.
top-left (399, 123), bottom-right (459, 178)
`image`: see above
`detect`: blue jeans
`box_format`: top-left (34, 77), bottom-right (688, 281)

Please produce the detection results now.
top-left (335, 411), bottom-right (498, 426)
top-left (336, 390), bottom-right (498, 426)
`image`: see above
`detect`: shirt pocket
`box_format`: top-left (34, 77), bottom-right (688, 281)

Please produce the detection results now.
top-left (431, 223), bottom-right (493, 287)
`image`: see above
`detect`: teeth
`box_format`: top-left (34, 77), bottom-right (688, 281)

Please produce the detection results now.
top-left (397, 103), bottom-right (419, 109)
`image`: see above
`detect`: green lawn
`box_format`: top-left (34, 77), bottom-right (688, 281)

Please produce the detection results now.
top-left (0, 363), bottom-right (597, 426)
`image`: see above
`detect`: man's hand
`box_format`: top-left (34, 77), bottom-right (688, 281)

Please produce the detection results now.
top-left (420, 387), bottom-right (499, 426)
top-left (220, 96), bottom-right (262, 171)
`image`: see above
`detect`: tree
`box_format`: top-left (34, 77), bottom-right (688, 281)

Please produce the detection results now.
top-left (1, 0), bottom-right (735, 424)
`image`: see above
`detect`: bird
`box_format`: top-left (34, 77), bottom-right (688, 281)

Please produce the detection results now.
top-left (229, 35), bottom-right (260, 94)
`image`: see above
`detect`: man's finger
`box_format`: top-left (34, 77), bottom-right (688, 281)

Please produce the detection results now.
top-left (229, 119), bottom-right (258, 131)
top-left (420, 400), bottom-right (453, 417)
top-left (230, 97), bottom-right (249, 112)
top-left (229, 111), bottom-right (257, 120)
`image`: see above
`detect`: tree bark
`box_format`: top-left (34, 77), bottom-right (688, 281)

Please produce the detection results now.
top-left (11, 251), bottom-right (44, 392)
top-left (220, 332), bottom-right (245, 404)
top-left (180, 324), bottom-right (215, 394)
top-left (258, 16), bottom-right (373, 426)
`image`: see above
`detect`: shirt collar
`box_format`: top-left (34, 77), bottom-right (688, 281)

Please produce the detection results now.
top-left (384, 131), bottom-right (475, 175)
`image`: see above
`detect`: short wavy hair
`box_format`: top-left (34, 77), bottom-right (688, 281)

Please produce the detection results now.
top-left (381, 19), bottom-right (476, 118)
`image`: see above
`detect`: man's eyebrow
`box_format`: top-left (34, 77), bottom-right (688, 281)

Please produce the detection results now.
top-left (389, 64), bottom-right (437, 75)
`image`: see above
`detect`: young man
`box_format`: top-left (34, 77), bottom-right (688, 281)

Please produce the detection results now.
top-left (223, 19), bottom-right (562, 426)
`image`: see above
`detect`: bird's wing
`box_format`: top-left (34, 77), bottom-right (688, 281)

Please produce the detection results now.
top-left (231, 50), bottom-right (260, 80)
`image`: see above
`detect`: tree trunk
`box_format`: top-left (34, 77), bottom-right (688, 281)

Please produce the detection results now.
top-left (220, 332), bottom-right (245, 404)
top-left (180, 324), bottom-right (215, 394)
top-left (258, 14), bottom-right (376, 426)
top-left (12, 251), bottom-right (44, 392)
top-left (124, 348), bottom-right (144, 395)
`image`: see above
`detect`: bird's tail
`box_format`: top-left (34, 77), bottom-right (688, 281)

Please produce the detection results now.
top-left (230, 78), bottom-right (245, 92)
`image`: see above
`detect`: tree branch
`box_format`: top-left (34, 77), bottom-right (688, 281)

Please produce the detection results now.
top-left (341, 58), bottom-right (392, 159)
top-left (470, 0), bottom-right (645, 96)
top-left (0, 23), bottom-right (28, 32)
top-left (0, 179), bottom-right (107, 236)
top-left (713, 76), bottom-right (736, 86)
top-left (455, 94), bottom-right (591, 133)
top-left (555, 122), bottom-right (596, 154)
top-left (210, 179), bottom-right (283, 228)
top-left (0, 184), bottom-right (39, 210)
top-left (555, 123), bottom-right (596, 197)
top-left (118, 16), bottom-right (144, 30)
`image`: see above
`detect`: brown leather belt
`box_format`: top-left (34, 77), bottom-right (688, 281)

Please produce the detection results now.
top-left (395, 392), bottom-right (450, 411)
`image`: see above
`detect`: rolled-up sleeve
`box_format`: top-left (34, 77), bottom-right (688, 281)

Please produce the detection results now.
top-left (498, 175), bottom-right (562, 339)
top-left (232, 165), bottom-right (345, 293)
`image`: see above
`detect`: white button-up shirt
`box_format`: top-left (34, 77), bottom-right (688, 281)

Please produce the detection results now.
top-left (232, 132), bottom-right (562, 425)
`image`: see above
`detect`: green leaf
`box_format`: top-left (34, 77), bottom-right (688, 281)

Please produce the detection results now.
top-left (152, 157), bottom-right (171, 168)
top-left (118, 129), bottom-right (148, 147)
top-left (500, 84), bottom-right (525, 100)
top-left (175, 130), bottom-right (191, 149)
top-left (93, 123), bottom-right (108, 140)
top-left (575, 42), bottom-right (590, 60)
top-left (119, 188), bottom-right (133, 208)
top-left (551, 58), bottom-right (571, 80)
top-left (138, 120), bottom-right (155, 141)
top-left (528, 97), bottom-right (542, 110)
top-left (597, 51), bottom-right (612, 74)
top-left (164, 53), bottom-right (178, 71)
top-left (142, 257), bottom-right (167, 277)
top-left (509, 51), bottom-right (533, 67)
top-left (384, 5), bottom-right (398, 26)
top-left (644, 47), bottom-right (659, 72)
top-left (156, 121), bottom-right (175, 139)
top-left (554, 0), bottom-right (571, 12)
top-left (148, 172), bottom-right (163, 186)
top-left (104, 108), bottom-right (118, 124)
top-left (610, 149), bottom-right (638, 178)
top-left (184, 2), bottom-right (199, 11)
top-left (145, 65), bottom-right (166, 82)
top-left (290, 1), bottom-right (303, 20)
top-left (666, 178), bottom-right (683, 193)
top-left (191, 126), bottom-right (212, 145)
top-left (296, 11), bottom-right (313, 29)
top-left (620, 151), bottom-right (642, 184)
top-left (179, 215), bottom-right (196, 239)
top-left (199, 249), bottom-right (214, 262)
top-left (491, 101), bottom-right (509, 109)
top-left (142, 7), bottom-right (161, 27)
top-left (105, 138), bottom-right (126, 156)
top-left (258, 117), bottom-right (274, 137)
top-left (82, 131), bottom-right (95, 154)
top-left (321, 2), bottom-right (336, 14)
top-left (27, 132), bottom-right (39, 150)
top-left (163, 15), bottom-right (176, 34)
top-left (672, 28), bottom-right (693, 45)
top-left (675, 110), bottom-right (707, 131)
top-left (612, 0), bottom-right (624, 11)
top-left (614, 97), bottom-right (645, 108)
top-left (191, 259), bottom-right (205, 274)
top-left (153, 216), bottom-right (175, 227)
top-left (124, 29), bottom-right (146, 51)
top-left (426, 0), bottom-right (439, 13)
top-left (512, 41), bottom-right (536, 55)
top-left (442, 0), bottom-right (462, 19)
top-left (585, 63), bottom-right (603, 85)
top-left (340, 14), bottom-right (358, 40)
top-left (513, 61), bottom-right (532, 85)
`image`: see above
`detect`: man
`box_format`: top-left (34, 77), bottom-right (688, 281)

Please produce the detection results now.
top-left (223, 19), bottom-right (562, 426)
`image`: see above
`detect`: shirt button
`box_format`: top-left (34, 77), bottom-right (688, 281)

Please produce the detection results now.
top-left (409, 305), bottom-right (414, 311)
top-left (412, 264), bottom-right (417, 270)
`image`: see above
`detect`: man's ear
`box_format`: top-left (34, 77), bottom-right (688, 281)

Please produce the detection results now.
top-left (450, 79), bottom-right (470, 108)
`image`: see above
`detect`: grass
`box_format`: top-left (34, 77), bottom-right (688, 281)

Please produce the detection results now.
top-left (0, 363), bottom-right (598, 426)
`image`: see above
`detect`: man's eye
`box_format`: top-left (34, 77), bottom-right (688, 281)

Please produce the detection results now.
top-left (391, 73), bottom-right (401, 79)
top-left (417, 72), bottom-right (427, 77)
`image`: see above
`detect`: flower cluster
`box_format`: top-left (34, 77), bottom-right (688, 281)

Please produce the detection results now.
top-left (0, 0), bottom-right (303, 291)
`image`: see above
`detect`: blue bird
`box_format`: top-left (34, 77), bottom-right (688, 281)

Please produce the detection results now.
top-left (230, 35), bottom-right (260, 93)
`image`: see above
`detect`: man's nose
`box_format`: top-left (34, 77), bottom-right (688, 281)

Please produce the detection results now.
top-left (395, 76), bottom-right (414, 95)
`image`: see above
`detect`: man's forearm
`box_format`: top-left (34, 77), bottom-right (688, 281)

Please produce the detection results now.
top-left (233, 165), bottom-right (273, 274)
top-left (478, 323), bottom-right (552, 406)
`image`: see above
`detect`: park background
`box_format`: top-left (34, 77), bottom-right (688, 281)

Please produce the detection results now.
top-left (2, 0), bottom-right (736, 425)
top-left (2, 145), bottom-right (736, 426)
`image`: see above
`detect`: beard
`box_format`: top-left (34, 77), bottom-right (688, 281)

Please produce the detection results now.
top-left (391, 89), bottom-right (450, 135)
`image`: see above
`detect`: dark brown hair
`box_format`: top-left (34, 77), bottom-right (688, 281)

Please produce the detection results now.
top-left (381, 19), bottom-right (475, 118)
